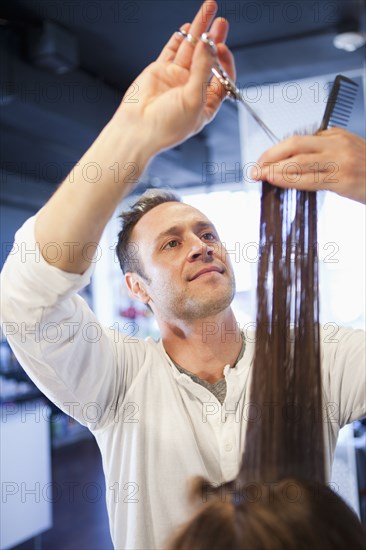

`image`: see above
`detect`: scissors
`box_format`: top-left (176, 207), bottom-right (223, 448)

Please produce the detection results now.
top-left (178, 29), bottom-right (280, 144)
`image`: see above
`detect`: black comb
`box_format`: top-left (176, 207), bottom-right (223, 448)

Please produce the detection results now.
top-left (319, 75), bottom-right (359, 131)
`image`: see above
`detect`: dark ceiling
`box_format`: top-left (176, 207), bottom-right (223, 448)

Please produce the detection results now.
top-left (1, 0), bottom-right (365, 209)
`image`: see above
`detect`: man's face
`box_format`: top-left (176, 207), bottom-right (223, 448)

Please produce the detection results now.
top-left (128, 201), bottom-right (236, 321)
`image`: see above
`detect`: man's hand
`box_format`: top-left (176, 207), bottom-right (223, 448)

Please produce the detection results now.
top-left (34, 0), bottom-right (236, 274)
top-left (112, 0), bottom-right (235, 157)
top-left (251, 128), bottom-right (366, 204)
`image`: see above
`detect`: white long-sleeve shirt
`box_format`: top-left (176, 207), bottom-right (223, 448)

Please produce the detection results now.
top-left (1, 216), bottom-right (365, 550)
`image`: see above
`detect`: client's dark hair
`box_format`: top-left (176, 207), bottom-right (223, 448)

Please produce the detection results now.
top-left (170, 478), bottom-right (365, 550)
top-left (116, 189), bottom-right (181, 277)
top-left (167, 183), bottom-right (366, 549)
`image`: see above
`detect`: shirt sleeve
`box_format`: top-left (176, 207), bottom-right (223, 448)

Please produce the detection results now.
top-left (320, 323), bottom-right (366, 428)
top-left (0, 215), bottom-right (147, 430)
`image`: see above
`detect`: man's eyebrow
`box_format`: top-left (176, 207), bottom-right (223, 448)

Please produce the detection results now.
top-left (154, 226), bottom-right (182, 245)
top-left (154, 221), bottom-right (218, 245)
top-left (194, 221), bottom-right (219, 234)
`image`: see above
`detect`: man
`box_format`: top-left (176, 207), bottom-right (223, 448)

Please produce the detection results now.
top-left (1, 1), bottom-right (365, 548)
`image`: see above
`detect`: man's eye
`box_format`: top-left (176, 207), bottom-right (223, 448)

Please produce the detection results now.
top-left (164, 240), bottom-right (179, 249)
top-left (201, 232), bottom-right (216, 241)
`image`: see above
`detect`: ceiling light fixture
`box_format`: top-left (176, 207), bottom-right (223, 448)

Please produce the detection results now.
top-left (333, 32), bottom-right (366, 52)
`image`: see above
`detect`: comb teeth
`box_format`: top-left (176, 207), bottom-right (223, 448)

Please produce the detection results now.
top-left (319, 75), bottom-right (358, 131)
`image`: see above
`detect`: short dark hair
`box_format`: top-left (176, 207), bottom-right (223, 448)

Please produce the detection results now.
top-left (116, 189), bottom-right (181, 278)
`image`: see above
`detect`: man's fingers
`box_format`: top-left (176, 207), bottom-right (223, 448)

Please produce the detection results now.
top-left (184, 39), bottom-right (217, 109)
top-left (316, 127), bottom-right (347, 138)
top-left (200, 44), bottom-right (236, 113)
top-left (208, 16), bottom-right (229, 45)
top-left (259, 163), bottom-right (320, 191)
top-left (255, 154), bottom-right (340, 192)
top-left (257, 129), bottom-right (352, 168)
top-left (157, 23), bottom-right (191, 63)
top-left (174, 0), bottom-right (218, 69)
top-left (251, 128), bottom-right (365, 203)
top-left (257, 135), bottom-right (326, 165)
top-left (264, 173), bottom-right (325, 192)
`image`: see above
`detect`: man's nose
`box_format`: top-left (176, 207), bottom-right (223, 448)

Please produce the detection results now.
top-left (188, 237), bottom-right (215, 262)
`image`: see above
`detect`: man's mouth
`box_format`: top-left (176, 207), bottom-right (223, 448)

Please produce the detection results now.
top-left (189, 267), bottom-right (224, 281)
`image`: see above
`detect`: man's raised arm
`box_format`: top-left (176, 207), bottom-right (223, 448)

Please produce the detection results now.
top-left (34, 0), bottom-right (235, 274)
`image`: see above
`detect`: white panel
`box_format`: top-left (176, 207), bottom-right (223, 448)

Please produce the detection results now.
top-left (0, 400), bottom-right (52, 549)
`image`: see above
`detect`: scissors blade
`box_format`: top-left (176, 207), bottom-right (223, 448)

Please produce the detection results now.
top-left (211, 63), bottom-right (280, 144)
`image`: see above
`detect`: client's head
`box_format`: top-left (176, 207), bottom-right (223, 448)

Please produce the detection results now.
top-left (168, 477), bottom-right (365, 550)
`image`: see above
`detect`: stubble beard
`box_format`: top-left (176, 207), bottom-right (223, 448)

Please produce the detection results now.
top-left (169, 277), bottom-right (236, 321)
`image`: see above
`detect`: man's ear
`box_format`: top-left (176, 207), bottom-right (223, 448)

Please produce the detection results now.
top-left (125, 272), bottom-right (151, 305)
